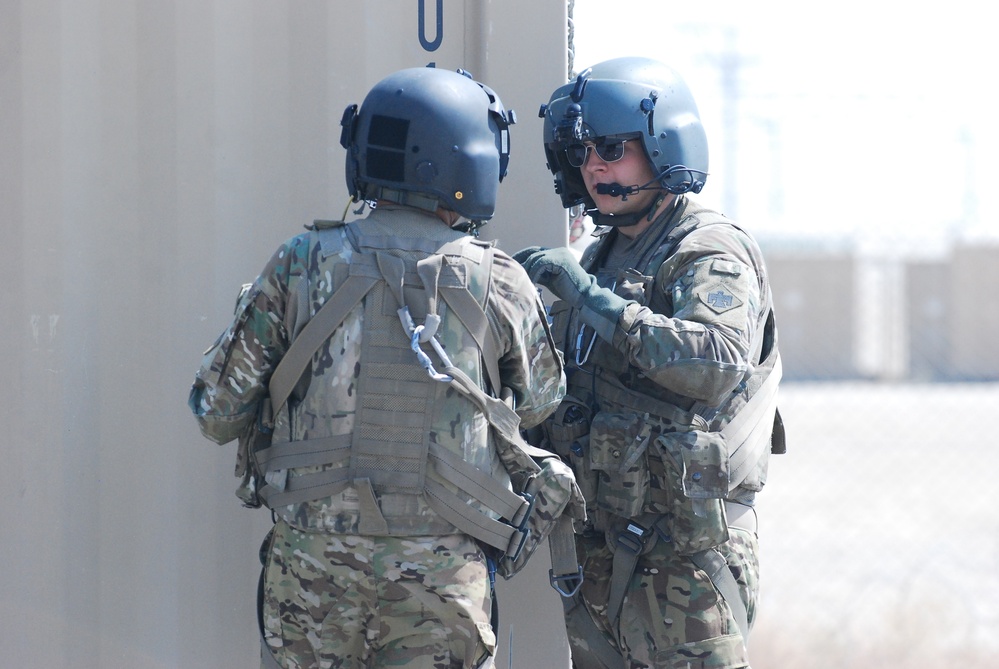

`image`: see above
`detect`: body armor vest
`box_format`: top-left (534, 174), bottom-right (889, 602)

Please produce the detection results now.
top-left (547, 198), bottom-right (783, 527)
top-left (236, 218), bottom-right (585, 583)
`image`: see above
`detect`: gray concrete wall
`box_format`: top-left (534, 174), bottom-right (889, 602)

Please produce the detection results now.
top-left (0, 1), bottom-right (570, 666)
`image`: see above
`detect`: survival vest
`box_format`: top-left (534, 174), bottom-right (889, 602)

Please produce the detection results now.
top-left (546, 199), bottom-right (785, 653)
top-left (235, 218), bottom-right (585, 587)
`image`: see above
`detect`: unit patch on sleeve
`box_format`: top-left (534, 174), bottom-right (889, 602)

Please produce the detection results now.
top-left (696, 282), bottom-right (743, 314)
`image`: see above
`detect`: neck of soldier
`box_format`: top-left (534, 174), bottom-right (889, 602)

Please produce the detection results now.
top-left (375, 199), bottom-right (460, 228)
top-left (616, 191), bottom-right (675, 240)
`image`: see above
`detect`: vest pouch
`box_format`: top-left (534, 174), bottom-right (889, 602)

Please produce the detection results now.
top-left (543, 395), bottom-right (597, 503)
top-left (496, 455), bottom-right (585, 579)
top-left (653, 430), bottom-right (730, 555)
top-left (589, 412), bottom-right (651, 519)
top-left (543, 395), bottom-right (592, 456)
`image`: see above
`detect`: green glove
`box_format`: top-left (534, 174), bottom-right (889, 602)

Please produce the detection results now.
top-left (516, 247), bottom-right (631, 344)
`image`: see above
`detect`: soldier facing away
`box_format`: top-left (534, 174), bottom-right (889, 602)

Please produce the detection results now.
top-left (189, 65), bottom-right (581, 669)
top-left (516, 57), bottom-right (785, 668)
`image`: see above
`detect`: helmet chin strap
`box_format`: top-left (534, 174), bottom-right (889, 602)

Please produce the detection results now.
top-left (588, 189), bottom-right (669, 229)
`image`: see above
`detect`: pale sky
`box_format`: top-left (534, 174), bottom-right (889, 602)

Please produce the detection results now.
top-left (570, 0), bottom-right (998, 254)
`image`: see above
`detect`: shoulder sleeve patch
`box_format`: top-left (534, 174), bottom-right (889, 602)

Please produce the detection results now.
top-left (695, 282), bottom-right (744, 314)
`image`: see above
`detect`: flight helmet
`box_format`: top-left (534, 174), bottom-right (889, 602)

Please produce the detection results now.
top-left (340, 65), bottom-right (516, 229)
top-left (539, 56), bottom-right (708, 211)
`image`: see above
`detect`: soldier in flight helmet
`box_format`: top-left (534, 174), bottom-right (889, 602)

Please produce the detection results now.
top-left (341, 65), bottom-right (515, 232)
top-left (542, 56), bottom-right (709, 226)
top-left (190, 65), bottom-right (573, 669)
top-left (516, 57), bottom-right (785, 669)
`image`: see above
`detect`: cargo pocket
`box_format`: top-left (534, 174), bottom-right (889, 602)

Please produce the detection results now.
top-left (654, 430), bottom-right (730, 555)
top-left (544, 395), bottom-right (592, 459)
top-left (543, 395), bottom-right (597, 503)
top-left (589, 412), bottom-right (651, 518)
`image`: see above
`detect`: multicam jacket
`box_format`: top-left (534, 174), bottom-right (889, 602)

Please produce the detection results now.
top-left (545, 195), bottom-right (782, 554)
top-left (190, 205), bottom-right (566, 536)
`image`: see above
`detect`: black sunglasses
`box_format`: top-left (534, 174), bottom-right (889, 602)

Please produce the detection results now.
top-left (564, 137), bottom-right (632, 167)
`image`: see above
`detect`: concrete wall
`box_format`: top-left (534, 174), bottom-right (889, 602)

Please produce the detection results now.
top-left (0, 1), bottom-right (571, 666)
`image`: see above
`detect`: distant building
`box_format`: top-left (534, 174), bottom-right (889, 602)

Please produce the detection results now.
top-left (918, 243), bottom-right (999, 380)
top-left (765, 246), bottom-right (858, 381)
top-left (765, 241), bottom-right (999, 382)
top-left (906, 259), bottom-right (950, 381)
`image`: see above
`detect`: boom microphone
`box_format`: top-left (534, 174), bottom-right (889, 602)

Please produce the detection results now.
top-left (595, 182), bottom-right (639, 198)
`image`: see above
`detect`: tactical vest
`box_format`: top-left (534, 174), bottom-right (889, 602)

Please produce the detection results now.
top-left (547, 197), bottom-right (784, 538)
top-left (236, 218), bottom-right (584, 584)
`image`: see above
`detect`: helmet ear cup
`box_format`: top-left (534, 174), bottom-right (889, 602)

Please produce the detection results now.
top-left (542, 57), bottom-right (709, 209)
top-left (339, 104), bottom-right (360, 199)
top-left (343, 67), bottom-right (514, 224)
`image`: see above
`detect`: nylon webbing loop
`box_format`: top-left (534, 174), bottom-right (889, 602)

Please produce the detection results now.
top-left (548, 515), bottom-right (583, 597)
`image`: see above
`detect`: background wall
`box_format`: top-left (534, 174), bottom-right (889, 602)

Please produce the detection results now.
top-left (1, 1), bottom-right (571, 667)
top-left (8, 2), bottom-right (999, 668)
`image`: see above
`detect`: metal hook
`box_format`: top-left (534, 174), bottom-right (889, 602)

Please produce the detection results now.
top-left (411, 325), bottom-right (453, 382)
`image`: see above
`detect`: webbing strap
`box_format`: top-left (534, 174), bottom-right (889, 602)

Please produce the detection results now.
top-left (354, 478), bottom-right (390, 535)
top-left (417, 243), bottom-right (503, 396)
top-left (258, 471), bottom-right (349, 508)
top-left (605, 519), bottom-right (657, 626)
top-left (376, 251), bottom-right (407, 311)
top-left (690, 547), bottom-right (751, 646)
top-left (602, 510), bottom-right (751, 650)
top-left (547, 515), bottom-right (583, 597)
top-left (724, 354), bottom-right (782, 491)
top-left (416, 253), bottom-right (442, 321)
top-left (437, 362), bottom-right (583, 589)
top-left (594, 375), bottom-right (707, 430)
top-left (443, 364), bottom-right (553, 463)
top-left (428, 442), bottom-right (527, 521)
top-left (254, 434), bottom-right (351, 471)
top-left (268, 272), bottom-right (379, 414)
top-left (424, 477), bottom-right (526, 554)
top-left (563, 595), bottom-right (625, 669)
top-left (439, 282), bottom-right (502, 395)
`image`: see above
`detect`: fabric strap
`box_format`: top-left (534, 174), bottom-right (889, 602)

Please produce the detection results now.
top-left (602, 503), bottom-right (753, 648)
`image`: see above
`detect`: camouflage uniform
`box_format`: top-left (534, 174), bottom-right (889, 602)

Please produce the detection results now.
top-left (190, 205), bottom-right (566, 669)
top-left (543, 196), bottom-right (781, 669)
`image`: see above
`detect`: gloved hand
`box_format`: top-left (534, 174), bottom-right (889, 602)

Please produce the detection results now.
top-left (511, 246), bottom-right (545, 266)
top-left (514, 247), bottom-right (632, 344)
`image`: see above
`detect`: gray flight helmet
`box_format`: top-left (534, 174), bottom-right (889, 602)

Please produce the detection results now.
top-left (340, 66), bottom-right (516, 227)
top-left (539, 57), bottom-right (708, 210)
